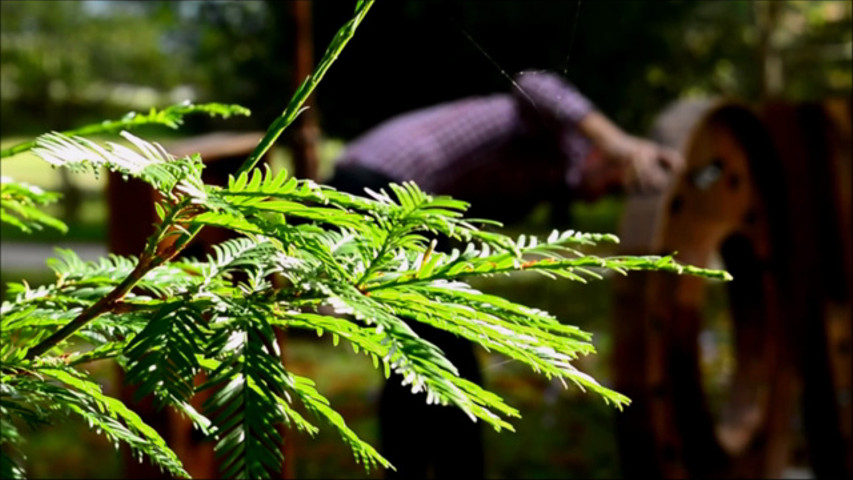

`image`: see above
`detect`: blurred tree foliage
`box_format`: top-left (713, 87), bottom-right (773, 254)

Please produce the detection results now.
top-left (1, 0), bottom-right (850, 138)
top-left (0, 1), bottom-right (193, 133)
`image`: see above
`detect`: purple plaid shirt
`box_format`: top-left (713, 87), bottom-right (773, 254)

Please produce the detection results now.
top-left (336, 71), bottom-right (595, 205)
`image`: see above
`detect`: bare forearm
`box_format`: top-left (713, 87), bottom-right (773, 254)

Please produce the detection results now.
top-left (577, 110), bottom-right (684, 194)
top-left (577, 110), bottom-right (626, 148)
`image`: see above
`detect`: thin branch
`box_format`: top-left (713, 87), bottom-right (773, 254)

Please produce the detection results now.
top-left (1, 119), bottom-right (137, 159)
top-left (24, 257), bottom-right (154, 360)
top-left (24, 205), bottom-right (204, 360)
top-left (236, 0), bottom-right (375, 175)
top-left (1, 103), bottom-right (250, 159)
top-left (363, 255), bottom-right (732, 293)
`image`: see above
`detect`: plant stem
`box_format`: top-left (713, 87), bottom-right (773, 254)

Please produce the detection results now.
top-left (362, 255), bottom-right (733, 293)
top-left (1, 120), bottom-right (127, 159)
top-left (24, 210), bottom-right (205, 360)
top-left (236, 0), bottom-right (375, 176)
top-left (24, 257), bottom-right (154, 360)
top-left (0, 103), bottom-right (249, 159)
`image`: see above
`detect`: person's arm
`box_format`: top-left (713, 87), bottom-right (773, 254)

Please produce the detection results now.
top-left (511, 70), bottom-right (594, 128)
top-left (512, 71), bottom-right (683, 194)
top-left (578, 110), bottom-right (683, 193)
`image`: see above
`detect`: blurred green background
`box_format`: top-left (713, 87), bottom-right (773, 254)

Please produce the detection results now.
top-left (1, 1), bottom-right (849, 478)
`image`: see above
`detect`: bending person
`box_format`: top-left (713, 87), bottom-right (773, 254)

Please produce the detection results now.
top-left (326, 70), bottom-right (682, 479)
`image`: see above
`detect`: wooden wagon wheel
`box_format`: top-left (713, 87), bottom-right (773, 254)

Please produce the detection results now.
top-left (611, 99), bottom-right (852, 478)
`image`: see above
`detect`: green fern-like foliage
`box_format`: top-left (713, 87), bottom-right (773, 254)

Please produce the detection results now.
top-left (0, 101), bottom-right (250, 159)
top-left (0, 134), bottom-right (730, 477)
top-left (0, 177), bottom-right (68, 234)
top-left (0, 1), bottom-right (730, 478)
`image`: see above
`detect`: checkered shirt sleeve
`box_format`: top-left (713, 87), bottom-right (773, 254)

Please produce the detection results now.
top-left (335, 70), bottom-right (596, 191)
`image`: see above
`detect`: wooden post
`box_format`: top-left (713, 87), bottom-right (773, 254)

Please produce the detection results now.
top-left (281, 3), bottom-right (319, 477)
top-left (290, 0), bottom-right (320, 182)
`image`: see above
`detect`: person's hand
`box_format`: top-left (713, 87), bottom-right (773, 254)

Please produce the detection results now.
top-left (598, 131), bottom-right (683, 194)
top-left (578, 110), bottom-right (684, 195)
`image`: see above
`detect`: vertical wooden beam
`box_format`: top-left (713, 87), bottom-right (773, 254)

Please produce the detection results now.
top-left (290, 0), bottom-right (320, 181)
top-left (281, 3), bottom-right (319, 477)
